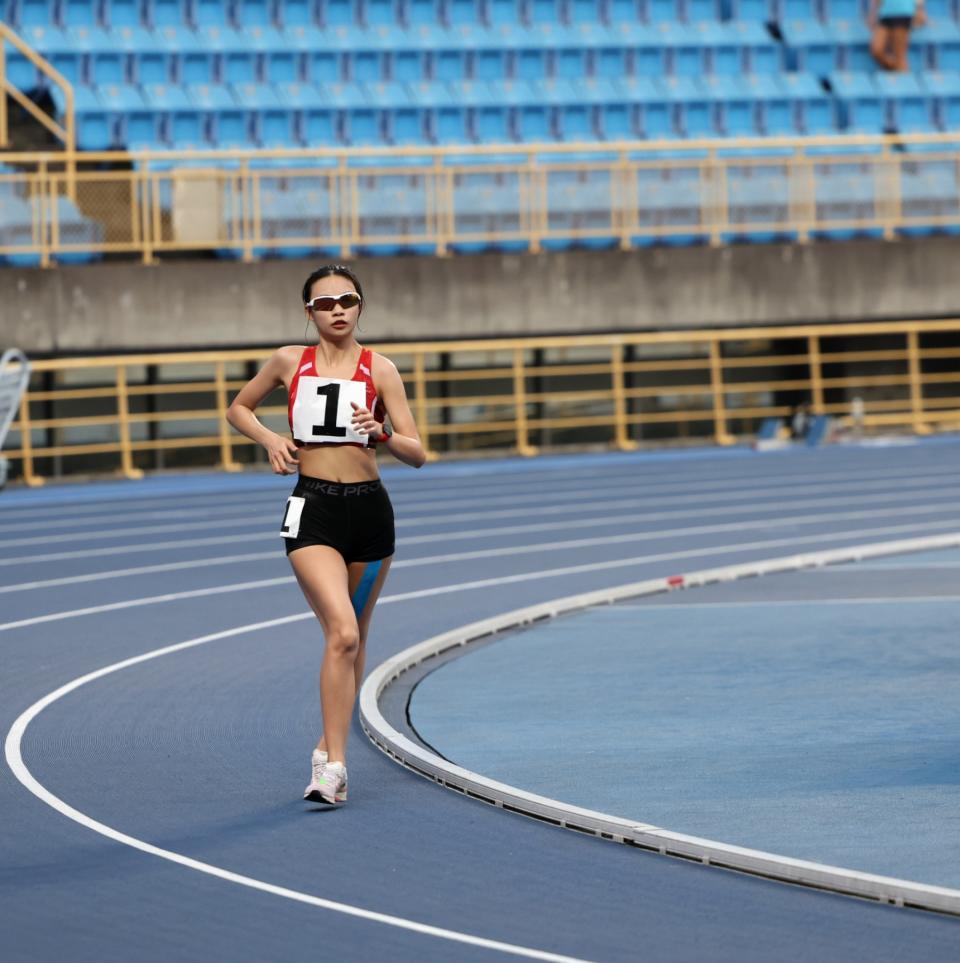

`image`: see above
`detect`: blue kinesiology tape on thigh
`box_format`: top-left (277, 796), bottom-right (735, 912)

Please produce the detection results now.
top-left (351, 559), bottom-right (382, 618)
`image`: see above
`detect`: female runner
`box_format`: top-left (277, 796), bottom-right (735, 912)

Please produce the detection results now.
top-left (227, 264), bottom-right (426, 805)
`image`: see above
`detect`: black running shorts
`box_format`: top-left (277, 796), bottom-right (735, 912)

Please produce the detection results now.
top-left (280, 475), bottom-right (395, 563)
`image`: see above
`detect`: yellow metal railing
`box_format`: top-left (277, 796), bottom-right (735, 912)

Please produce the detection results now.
top-left (4, 320), bottom-right (960, 486)
top-left (0, 132), bottom-right (959, 264)
top-left (0, 23), bottom-right (76, 194)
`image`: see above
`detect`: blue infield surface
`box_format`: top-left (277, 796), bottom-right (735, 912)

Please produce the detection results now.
top-left (2, 440), bottom-right (960, 962)
top-left (410, 549), bottom-right (960, 889)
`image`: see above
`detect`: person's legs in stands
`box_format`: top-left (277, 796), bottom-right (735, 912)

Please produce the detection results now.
top-left (889, 23), bottom-right (911, 71)
top-left (870, 22), bottom-right (896, 70)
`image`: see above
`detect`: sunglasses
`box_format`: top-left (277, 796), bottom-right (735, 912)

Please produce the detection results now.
top-left (306, 292), bottom-right (362, 312)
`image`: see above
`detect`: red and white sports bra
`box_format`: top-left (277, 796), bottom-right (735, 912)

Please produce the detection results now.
top-left (288, 345), bottom-right (385, 449)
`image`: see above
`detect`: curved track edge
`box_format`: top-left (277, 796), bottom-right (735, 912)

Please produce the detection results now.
top-left (359, 532), bottom-right (960, 917)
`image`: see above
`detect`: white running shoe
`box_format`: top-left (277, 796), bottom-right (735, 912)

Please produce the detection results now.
top-left (303, 750), bottom-right (347, 803)
top-left (314, 761), bottom-right (348, 805)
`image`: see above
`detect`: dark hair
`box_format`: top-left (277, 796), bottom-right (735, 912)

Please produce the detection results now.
top-left (302, 264), bottom-right (364, 306)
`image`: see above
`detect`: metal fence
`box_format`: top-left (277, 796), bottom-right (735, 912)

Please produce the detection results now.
top-left (4, 319), bottom-right (960, 486)
top-left (1, 134), bottom-right (960, 264)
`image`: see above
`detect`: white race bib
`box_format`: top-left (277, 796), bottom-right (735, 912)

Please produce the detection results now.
top-left (291, 377), bottom-right (368, 445)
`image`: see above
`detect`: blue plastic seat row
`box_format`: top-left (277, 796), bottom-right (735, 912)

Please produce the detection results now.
top-left (53, 74), bottom-right (846, 149)
top-left (829, 69), bottom-right (960, 133)
top-left (0, 0), bottom-right (838, 31)
top-left (783, 19), bottom-right (960, 76)
top-left (7, 22), bottom-right (786, 89)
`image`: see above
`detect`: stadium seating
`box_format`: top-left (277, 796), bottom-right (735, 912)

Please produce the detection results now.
top-left (3, 0), bottom-right (960, 260)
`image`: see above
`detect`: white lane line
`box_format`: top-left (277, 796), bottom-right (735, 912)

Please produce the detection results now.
top-left (3, 469), bottom-right (957, 553)
top-left (4, 516), bottom-right (959, 633)
top-left (616, 596), bottom-right (960, 609)
top-left (6, 458), bottom-right (953, 526)
top-left (0, 553), bottom-right (281, 595)
top-left (3, 616), bottom-right (592, 963)
top-left (4, 492), bottom-right (957, 596)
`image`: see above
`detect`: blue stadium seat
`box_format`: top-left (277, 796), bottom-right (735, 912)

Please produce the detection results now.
top-left (781, 21), bottom-right (842, 76)
top-left (324, 0), bottom-right (356, 24)
top-left (113, 28), bottom-right (173, 83)
top-left (728, 22), bottom-right (781, 74)
top-left (238, 0), bottom-right (273, 24)
top-left (780, 71), bottom-right (836, 133)
top-left (568, 0), bottom-right (603, 20)
top-left (228, 83), bottom-right (295, 145)
top-left (278, 82), bottom-right (340, 145)
top-left (590, 43), bottom-right (628, 78)
top-left (62, 0), bottom-right (99, 26)
top-left (778, 0), bottom-right (818, 19)
top-left (65, 85), bottom-right (118, 148)
top-left (277, 0), bottom-right (316, 26)
top-left (18, 0), bottom-right (56, 26)
top-left (684, 0), bottom-right (719, 20)
top-left (485, 0), bottom-right (521, 22)
top-left (364, 0), bottom-right (399, 24)
top-left (727, 0), bottom-right (775, 19)
top-left (407, 80), bottom-right (468, 142)
top-left (612, 75), bottom-right (672, 137)
top-left (406, 0), bottom-right (440, 24)
top-left (820, 0), bottom-right (865, 20)
top-left (829, 71), bottom-right (885, 132)
top-left (659, 75), bottom-right (715, 137)
top-left (633, 31), bottom-right (671, 77)
top-left (305, 48), bottom-right (343, 83)
top-left (148, 0), bottom-right (188, 26)
top-left (4, 51), bottom-right (37, 89)
top-left (152, 25), bottom-right (211, 81)
top-left (193, 0), bottom-right (234, 26)
top-left (189, 83), bottom-right (246, 144)
top-left (364, 79), bottom-right (418, 143)
top-left (349, 47), bottom-right (386, 82)
top-left (581, 76), bottom-right (639, 138)
top-left (392, 48), bottom-right (428, 81)
top-left (313, 80), bottom-right (380, 143)
top-left (98, 82), bottom-right (157, 144)
top-left (701, 75), bottom-right (762, 135)
top-left (831, 20), bottom-right (874, 72)
top-left (434, 47), bottom-right (470, 80)
top-left (529, 0), bottom-right (560, 21)
top-left (447, 0), bottom-right (482, 23)
top-left (919, 21), bottom-right (960, 72)
top-left (475, 46), bottom-right (510, 80)
top-left (554, 45), bottom-right (589, 78)
top-left (739, 73), bottom-right (796, 134)
top-left (608, 0), bottom-right (641, 19)
top-left (924, 70), bottom-right (960, 130)
top-left (874, 72), bottom-right (936, 132)
top-left (645, 0), bottom-right (683, 20)
top-left (515, 46), bottom-right (549, 79)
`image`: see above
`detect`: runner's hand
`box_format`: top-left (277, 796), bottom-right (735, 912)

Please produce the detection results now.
top-left (351, 401), bottom-right (383, 439)
top-left (265, 433), bottom-right (299, 475)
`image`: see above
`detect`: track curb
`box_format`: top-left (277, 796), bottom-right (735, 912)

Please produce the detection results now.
top-left (360, 531), bottom-right (960, 916)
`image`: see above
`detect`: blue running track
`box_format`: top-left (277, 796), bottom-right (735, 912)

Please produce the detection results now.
top-left (2, 441), bottom-right (960, 962)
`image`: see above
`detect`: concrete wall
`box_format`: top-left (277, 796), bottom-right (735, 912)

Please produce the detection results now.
top-left (4, 237), bottom-right (960, 355)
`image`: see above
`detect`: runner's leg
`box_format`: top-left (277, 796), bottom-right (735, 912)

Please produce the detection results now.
top-left (289, 544), bottom-right (359, 765)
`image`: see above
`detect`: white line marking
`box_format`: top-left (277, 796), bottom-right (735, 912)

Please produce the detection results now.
top-left (5, 459), bottom-right (953, 525)
top-left (4, 516), bottom-right (959, 632)
top-left (2, 471), bottom-right (957, 562)
top-left (616, 596), bottom-right (960, 609)
top-left (3, 467), bottom-right (958, 550)
top-left (3, 492), bottom-right (956, 595)
top-left (3, 617), bottom-right (593, 963)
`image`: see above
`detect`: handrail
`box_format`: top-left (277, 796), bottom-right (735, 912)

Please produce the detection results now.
top-left (0, 22), bottom-right (76, 195)
top-left (3, 321), bottom-right (960, 487)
